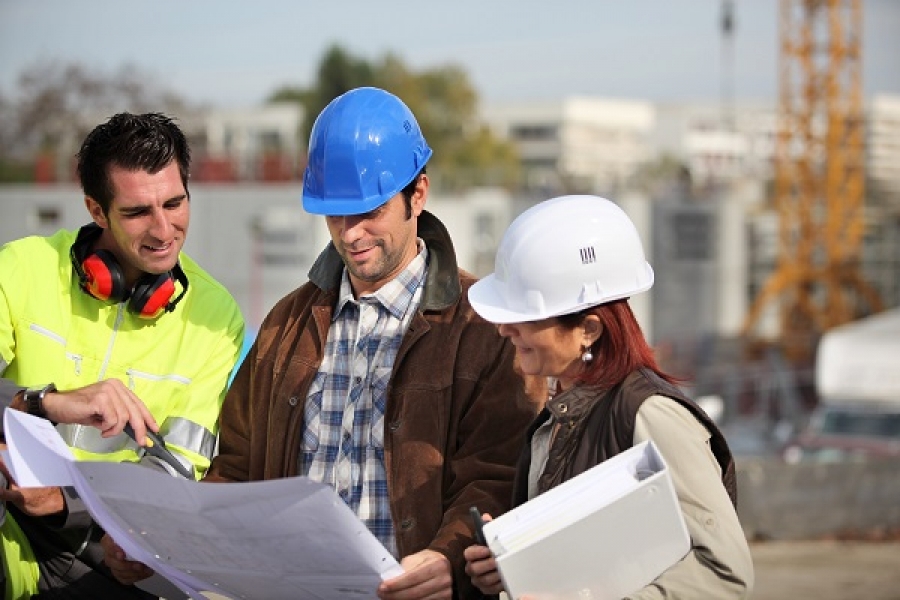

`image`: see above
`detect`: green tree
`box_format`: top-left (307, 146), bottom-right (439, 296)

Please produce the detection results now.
top-left (630, 153), bottom-right (693, 198)
top-left (0, 60), bottom-right (192, 183)
top-left (269, 44), bottom-right (376, 144)
top-left (266, 44), bottom-right (519, 193)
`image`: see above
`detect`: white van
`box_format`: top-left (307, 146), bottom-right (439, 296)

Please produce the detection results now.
top-left (782, 307), bottom-right (900, 463)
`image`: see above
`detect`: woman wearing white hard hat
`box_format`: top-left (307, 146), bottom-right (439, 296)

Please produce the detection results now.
top-left (464, 195), bottom-right (753, 598)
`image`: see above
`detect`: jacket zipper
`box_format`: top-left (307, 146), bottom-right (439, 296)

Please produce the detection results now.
top-left (29, 323), bottom-right (83, 375)
top-left (73, 304), bottom-right (125, 447)
top-left (29, 323), bottom-right (65, 344)
top-left (126, 368), bottom-right (191, 390)
top-left (97, 304), bottom-right (126, 380)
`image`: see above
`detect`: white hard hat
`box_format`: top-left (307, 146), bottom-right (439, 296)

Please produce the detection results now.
top-left (468, 195), bottom-right (654, 324)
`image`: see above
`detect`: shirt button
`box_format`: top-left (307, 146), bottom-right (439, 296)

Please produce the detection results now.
top-left (354, 376), bottom-right (362, 386)
top-left (288, 396), bottom-right (299, 407)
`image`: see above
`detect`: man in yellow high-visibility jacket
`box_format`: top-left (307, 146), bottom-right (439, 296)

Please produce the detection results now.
top-left (0, 112), bottom-right (245, 599)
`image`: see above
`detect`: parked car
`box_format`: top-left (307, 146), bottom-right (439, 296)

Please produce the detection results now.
top-left (782, 403), bottom-right (900, 463)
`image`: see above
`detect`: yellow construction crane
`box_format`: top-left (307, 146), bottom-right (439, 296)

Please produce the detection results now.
top-left (742, 0), bottom-right (882, 363)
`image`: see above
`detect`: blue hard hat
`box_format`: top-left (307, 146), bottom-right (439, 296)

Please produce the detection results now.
top-left (301, 87), bottom-right (433, 216)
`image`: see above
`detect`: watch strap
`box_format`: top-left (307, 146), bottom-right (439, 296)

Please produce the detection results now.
top-left (24, 383), bottom-right (57, 420)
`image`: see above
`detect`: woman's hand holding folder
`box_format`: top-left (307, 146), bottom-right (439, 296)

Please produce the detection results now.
top-left (464, 511), bottom-right (506, 596)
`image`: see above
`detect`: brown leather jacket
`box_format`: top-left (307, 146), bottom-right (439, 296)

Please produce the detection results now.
top-left (207, 211), bottom-right (540, 598)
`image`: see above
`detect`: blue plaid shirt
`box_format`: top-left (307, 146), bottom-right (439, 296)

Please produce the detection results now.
top-left (300, 241), bottom-right (428, 556)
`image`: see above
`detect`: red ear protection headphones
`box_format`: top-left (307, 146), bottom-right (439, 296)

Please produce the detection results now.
top-left (70, 223), bottom-right (189, 318)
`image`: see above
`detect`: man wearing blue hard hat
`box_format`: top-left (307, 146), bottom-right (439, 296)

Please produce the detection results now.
top-left (213, 88), bottom-right (538, 598)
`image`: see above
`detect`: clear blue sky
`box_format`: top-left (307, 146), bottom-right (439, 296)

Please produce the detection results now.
top-left (1, 0), bottom-right (897, 109)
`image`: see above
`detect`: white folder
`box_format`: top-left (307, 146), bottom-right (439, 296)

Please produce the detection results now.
top-left (482, 440), bottom-right (690, 600)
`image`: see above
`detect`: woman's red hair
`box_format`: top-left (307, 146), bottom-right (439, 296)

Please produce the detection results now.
top-left (557, 299), bottom-right (679, 390)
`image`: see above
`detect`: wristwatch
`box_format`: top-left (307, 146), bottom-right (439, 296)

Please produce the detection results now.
top-left (23, 383), bottom-right (57, 420)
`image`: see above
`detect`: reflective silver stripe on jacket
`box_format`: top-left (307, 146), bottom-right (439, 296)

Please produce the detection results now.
top-left (0, 359), bottom-right (16, 408)
top-left (57, 417), bottom-right (216, 460)
top-left (162, 416), bottom-right (217, 460)
top-left (56, 423), bottom-right (132, 453)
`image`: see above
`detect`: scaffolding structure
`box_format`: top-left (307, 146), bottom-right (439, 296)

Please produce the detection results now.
top-left (742, 0), bottom-right (882, 362)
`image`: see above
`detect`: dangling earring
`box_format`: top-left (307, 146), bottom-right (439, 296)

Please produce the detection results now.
top-left (581, 345), bottom-right (593, 363)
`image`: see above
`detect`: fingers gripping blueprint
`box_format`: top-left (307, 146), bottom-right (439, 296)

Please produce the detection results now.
top-left (2, 410), bottom-right (403, 600)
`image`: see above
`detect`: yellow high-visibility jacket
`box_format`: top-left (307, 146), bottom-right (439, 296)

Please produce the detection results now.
top-left (0, 228), bottom-right (244, 598)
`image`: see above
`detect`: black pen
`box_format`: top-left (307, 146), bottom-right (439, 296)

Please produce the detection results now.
top-left (124, 424), bottom-right (194, 479)
top-left (469, 506), bottom-right (487, 546)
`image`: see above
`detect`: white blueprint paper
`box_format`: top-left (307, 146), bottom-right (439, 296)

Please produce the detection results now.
top-left (3, 410), bottom-right (403, 599)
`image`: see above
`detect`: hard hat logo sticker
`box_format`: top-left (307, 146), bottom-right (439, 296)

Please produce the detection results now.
top-left (580, 246), bottom-right (597, 264)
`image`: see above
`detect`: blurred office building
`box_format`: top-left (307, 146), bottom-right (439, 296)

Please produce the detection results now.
top-left (4, 94), bottom-right (899, 352)
top-left (482, 97), bottom-right (654, 196)
top-left (867, 94), bottom-right (900, 207)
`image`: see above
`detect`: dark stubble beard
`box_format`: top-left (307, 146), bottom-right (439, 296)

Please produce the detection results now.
top-left (342, 239), bottom-right (406, 286)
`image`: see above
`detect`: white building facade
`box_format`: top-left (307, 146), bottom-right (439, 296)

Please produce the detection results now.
top-left (867, 94), bottom-right (900, 205)
top-left (482, 97), bottom-right (654, 194)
